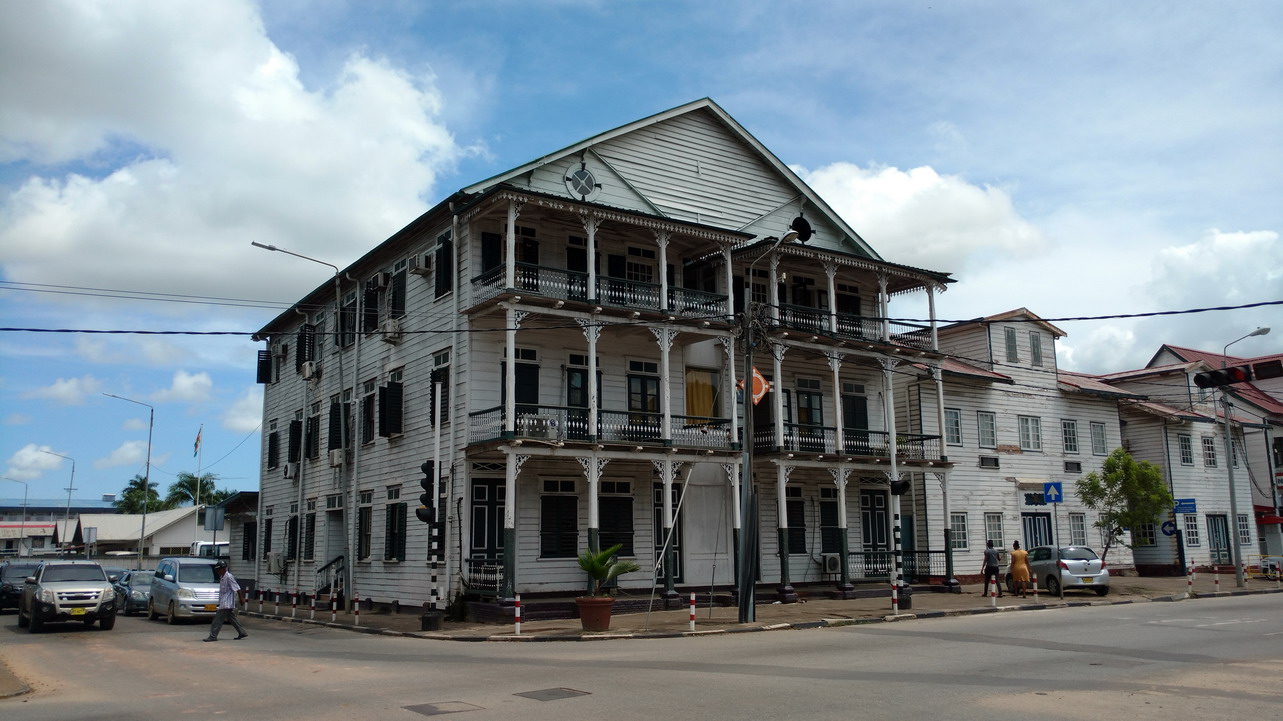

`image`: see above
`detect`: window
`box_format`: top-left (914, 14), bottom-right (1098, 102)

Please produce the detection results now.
top-left (1134, 522), bottom-right (1156, 547)
top-left (1090, 422), bottom-right (1108, 455)
top-left (266, 421), bottom-right (280, 469)
top-left (983, 513), bottom-right (1003, 548)
top-left (684, 368), bottom-right (721, 420)
top-left (1029, 331), bottom-right (1043, 366)
top-left (785, 486), bottom-right (806, 554)
top-left (384, 503), bottom-right (407, 561)
top-left (328, 394), bottom-right (350, 452)
top-left (306, 403), bottom-right (321, 460)
top-left (1178, 434), bottom-right (1194, 465)
top-left (431, 350), bottom-right (452, 425)
top-left (1069, 512), bottom-right (1087, 546)
top-left (945, 408), bottom-right (962, 446)
top-left (302, 512), bottom-right (315, 561)
top-left (1202, 436), bottom-right (1217, 467)
top-left (1061, 419), bottom-right (1078, 454)
top-left (1064, 460), bottom-right (1082, 473)
top-left (360, 379), bottom-right (376, 445)
top-left (287, 416), bottom-right (303, 464)
top-left (1004, 327), bottom-right (1018, 363)
top-left (338, 291), bottom-right (357, 347)
top-left (1018, 416), bottom-right (1042, 451)
top-left (379, 370), bottom-right (404, 438)
top-left (295, 323), bottom-right (316, 374)
top-left (358, 491), bottom-right (373, 560)
top-left (285, 516), bottom-right (299, 561)
top-left (819, 487), bottom-right (841, 554)
top-left (599, 481), bottom-right (634, 556)
top-left (434, 231), bottom-right (453, 298)
top-left (1237, 514), bottom-right (1252, 545)
top-left (242, 521), bottom-right (257, 561)
top-left (977, 411), bottom-right (997, 448)
top-left (1183, 514), bottom-right (1200, 546)
top-left (540, 480), bottom-right (579, 558)
top-left (950, 512), bottom-right (969, 550)
top-left (979, 456), bottom-right (1001, 469)
top-left (389, 259), bottom-right (407, 319)
top-left (625, 246), bottom-right (655, 284)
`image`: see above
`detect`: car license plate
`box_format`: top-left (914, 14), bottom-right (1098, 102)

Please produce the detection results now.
top-left (204, 604), bottom-right (218, 611)
top-left (1081, 577), bottom-right (1093, 583)
top-left (70, 607), bottom-right (86, 616)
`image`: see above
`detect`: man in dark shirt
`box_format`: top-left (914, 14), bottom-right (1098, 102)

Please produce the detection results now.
top-left (980, 540), bottom-right (1003, 597)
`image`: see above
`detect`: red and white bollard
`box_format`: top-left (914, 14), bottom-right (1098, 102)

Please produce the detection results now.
top-left (1031, 578), bottom-right (1039, 602)
top-left (1187, 565), bottom-right (1194, 595)
top-left (890, 581), bottom-right (899, 613)
top-left (989, 579), bottom-right (998, 607)
top-left (689, 592), bottom-right (696, 632)
top-left (310, 593), bottom-right (316, 621)
top-left (274, 589), bottom-right (280, 616)
top-left (514, 594), bottom-right (522, 636)
top-left (1214, 568), bottom-right (1220, 593)
top-left (353, 590), bottom-right (360, 627)
top-left (330, 594), bottom-right (337, 623)
top-left (291, 589), bottom-right (298, 618)
top-left (257, 588), bottom-right (263, 614)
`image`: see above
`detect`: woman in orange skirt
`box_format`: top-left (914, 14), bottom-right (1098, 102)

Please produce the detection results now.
top-left (1010, 540), bottom-right (1031, 598)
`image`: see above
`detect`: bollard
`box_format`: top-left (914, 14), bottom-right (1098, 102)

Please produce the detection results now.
top-left (331, 595), bottom-right (337, 623)
top-left (890, 581), bottom-right (899, 613)
top-left (1031, 578), bottom-right (1039, 602)
top-left (291, 590), bottom-right (297, 618)
top-left (514, 594), bottom-right (522, 636)
top-left (990, 579), bottom-right (997, 607)
top-left (1214, 568), bottom-right (1220, 593)
top-left (274, 589), bottom-right (280, 616)
top-left (1187, 565), bottom-right (1193, 595)
top-left (354, 590), bottom-right (360, 627)
top-left (689, 592), bottom-right (696, 632)
top-left (257, 588), bottom-right (263, 614)
top-left (310, 593), bottom-right (316, 620)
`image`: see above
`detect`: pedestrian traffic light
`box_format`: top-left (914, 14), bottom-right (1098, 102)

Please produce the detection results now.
top-left (417, 460), bottom-right (434, 523)
top-left (1194, 364), bottom-right (1254, 388)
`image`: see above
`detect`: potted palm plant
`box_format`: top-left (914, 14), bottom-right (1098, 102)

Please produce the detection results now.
top-left (575, 543), bottom-right (640, 631)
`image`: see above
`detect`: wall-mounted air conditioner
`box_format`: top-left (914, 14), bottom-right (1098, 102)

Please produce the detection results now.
top-left (379, 318), bottom-right (402, 343)
top-left (373, 271), bottom-right (392, 288)
top-left (301, 361), bottom-right (319, 380)
top-left (266, 552), bottom-right (285, 574)
top-left (408, 253), bottom-right (431, 275)
top-left (329, 449), bottom-right (345, 467)
top-left (283, 462), bottom-right (299, 481)
top-left (821, 553), bottom-right (842, 574)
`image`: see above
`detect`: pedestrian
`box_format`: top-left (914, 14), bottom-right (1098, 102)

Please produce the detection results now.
top-left (204, 560), bottom-right (248, 642)
top-left (981, 540), bottom-right (1003, 597)
top-left (1010, 540), bottom-right (1031, 598)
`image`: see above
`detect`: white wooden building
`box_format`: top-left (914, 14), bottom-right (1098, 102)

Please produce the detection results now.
top-left (251, 99), bottom-right (963, 615)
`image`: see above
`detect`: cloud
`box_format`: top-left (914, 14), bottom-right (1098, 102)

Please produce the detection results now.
top-left (94, 440), bottom-right (149, 470)
top-left (4, 413), bottom-right (32, 425)
top-left (23, 375), bottom-right (102, 405)
top-left (151, 370), bottom-right (213, 404)
top-left (5, 443), bottom-right (64, 481)
top-left (224, 387), bottom-right (264, 433)
top-left (1148, 229), bottom-right (1282, 307)
top-left (123, 417), bottom-right (148, 431)
top-left (0, 0), bottom-right (462, 308)
top-left (797, 162), bottom-right (1046, 273)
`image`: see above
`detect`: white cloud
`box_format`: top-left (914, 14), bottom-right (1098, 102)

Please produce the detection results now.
top-left (94, 440), bottom-right (149, 470)
top-left (223, 387), bottom-right (264, 433)
top-left (123, 417), bottom-right (148, 431)
top-left (151, 370), bottom-right (213, 404)
top-left (5, 443), bottom-right (64, 481)
top-left (797, 162), bottom-right (1046, 273)
top-left (4, 413), bottom-right (32, 425)
top-left (23, 375), bottom-right (102, 405)
top-left (1148, 229), bottom-right (1282, 307)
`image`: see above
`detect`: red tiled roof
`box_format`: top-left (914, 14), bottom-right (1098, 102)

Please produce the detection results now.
top-left (1158, 345), bottom-right (1283, 416)
top-left (1058, 371), bottom-right (1145, 398)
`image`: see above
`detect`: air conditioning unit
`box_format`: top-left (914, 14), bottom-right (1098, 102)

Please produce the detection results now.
top-left (283, 462), bottom-right (299, 481)
top-left (379, 318), bottom-right (402, 343)
top-left (329, 449), bottom-right (345, 467)
top-left (979, 456), bottom-right (1000, 469)
top-left (821, 553), bottom-right (842, 574)
top-left (373, 271), bottom-right (392, 288)
top-left (265, 552), bottom-right (285, 574)
top-left (301, 361), bottom-right (319, 380)
top-left (408, 253), bottom-right (431, 275)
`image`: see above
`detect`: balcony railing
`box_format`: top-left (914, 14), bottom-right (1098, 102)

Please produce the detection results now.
top-left (462, 557), bottom-right (505, 596)
top-left (471, 264), bottom-right (731, 320)
top-left (468, 406), bottom-right (734, 450)
top-left (753, 425), bottom-right (942, 460)
top-left (846, 550), bottom-right (947, 582)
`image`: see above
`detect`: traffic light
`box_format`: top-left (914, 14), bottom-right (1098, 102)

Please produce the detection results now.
top-left (416, 460), bottom-right (435, 523)
top-left (1194, 360), bottom-right (1282, 388)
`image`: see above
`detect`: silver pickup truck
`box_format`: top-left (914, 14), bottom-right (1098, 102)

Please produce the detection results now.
top-left (18, 560), bottom-right (118, 632)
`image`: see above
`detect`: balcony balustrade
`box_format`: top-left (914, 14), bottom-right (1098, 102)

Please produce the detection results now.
top-left (472, 263), bottom-right (728, 321)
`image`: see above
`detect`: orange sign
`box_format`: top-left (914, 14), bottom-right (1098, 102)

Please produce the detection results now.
top-left (737, 367), bottom-right (772, 405)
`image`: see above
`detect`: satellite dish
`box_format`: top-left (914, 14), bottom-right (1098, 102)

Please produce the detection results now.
top-left (790, 215), bottom-right (813, 242)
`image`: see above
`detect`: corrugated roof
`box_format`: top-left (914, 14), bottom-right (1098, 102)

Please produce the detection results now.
top-left (77, 506), bottom-right (198, 542)
top-left (1058, 371), bottom-right (1146, 399)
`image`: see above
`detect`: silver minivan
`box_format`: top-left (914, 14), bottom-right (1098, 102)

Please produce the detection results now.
top-left (147, 557), bottom-right (220, 624)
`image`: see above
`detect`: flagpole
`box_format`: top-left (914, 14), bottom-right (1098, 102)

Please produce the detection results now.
top-left (194, 424), bottom-right (204, 507)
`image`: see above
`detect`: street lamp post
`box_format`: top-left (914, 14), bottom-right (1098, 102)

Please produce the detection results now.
top-left (40, 451), bottom-right (75, 554)
top-left (104, 394), bottom-right (153, 569)
top-left (1, 477), bottom-right (28, 557)
top-left (1221, 327), bottom-right (1269, 588)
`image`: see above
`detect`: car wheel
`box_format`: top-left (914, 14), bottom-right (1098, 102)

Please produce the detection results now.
top-left (29, 611), bottom-right (43, 633)
top-left (99, 613), bottom-right (116, 630)
top-left (1046, 575), bottom-right (1061, 596)
top-left (167, 602), bottom-right (178, 625)
top-left (147, 599), bottom-right (159, 621)
top-left (17, 607), bottom-right (29, 628)
top-left (1094, 586), bottom-right (1109, 597)
top-left (1004, 574), bottom-right (1016, 595)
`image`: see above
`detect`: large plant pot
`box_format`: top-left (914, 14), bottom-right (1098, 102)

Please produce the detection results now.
top-left (575, 596), bottom-right (615, 631)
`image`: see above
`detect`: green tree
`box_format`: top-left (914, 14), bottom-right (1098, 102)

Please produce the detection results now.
top-left (166, 472), bottom-right (233, 507)
top-left (1076, 448), bottom-right (1174, 562)
top-left (114, 474), bottom-right (168, 514)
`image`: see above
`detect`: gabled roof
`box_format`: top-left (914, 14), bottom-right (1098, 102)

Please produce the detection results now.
top-left (1119, 399), bottom-right (1217, 424)
top-left (937, 307), bottom-right (1067, 338)
top-left (1149, 344), bottom-right (1283, 416)
top-left (1093, 361), bottom-right (1204, 383)
top-left (1058, 371), bottom-right (1145, 399)
top-left (78, 506), bottom-right (198, 542)
top-left (941, 357), bottom-right (1014, 383)
top-left (462, 97), bottom-right (882, 260)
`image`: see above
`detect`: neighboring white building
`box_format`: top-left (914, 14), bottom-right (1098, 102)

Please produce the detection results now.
top-left (250, 98), bottom-right (960, 614)
top-left (73, 505), bottom-right (216, 559)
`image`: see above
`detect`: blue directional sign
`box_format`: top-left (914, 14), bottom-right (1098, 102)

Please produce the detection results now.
top-left (1043, 481), bottom-right (1064, 504)
top-left (1173, 498), bottom-right (1197, 514)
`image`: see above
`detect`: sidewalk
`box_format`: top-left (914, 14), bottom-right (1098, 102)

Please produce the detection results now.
top-left (237, 573), bottom-right (1283, 642)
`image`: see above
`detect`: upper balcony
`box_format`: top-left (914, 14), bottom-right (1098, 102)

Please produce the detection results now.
top-left (471, 264), bottom-right (728, 322)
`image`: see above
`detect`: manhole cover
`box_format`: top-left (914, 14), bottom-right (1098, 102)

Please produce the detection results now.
top-left (514, 688), bottom-right (590, 702)
top-left (403, 701), bottom-right (484, 716)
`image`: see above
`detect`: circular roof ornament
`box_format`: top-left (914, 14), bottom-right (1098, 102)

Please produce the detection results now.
top-left (564, 162), bottom-right (601, 201)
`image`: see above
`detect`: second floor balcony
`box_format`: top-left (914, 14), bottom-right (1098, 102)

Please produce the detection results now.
top-left (472, 264), bottom-right (728, 321)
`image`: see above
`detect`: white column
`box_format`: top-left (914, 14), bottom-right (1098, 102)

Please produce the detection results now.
top-left (722, 243), bottom-right (735, 320)
top-left (829, 353), bottom-right (845, 454)
top-left (772, 344), bottom-right (787, 450)
top-left (505, 200), bottom-right (519, 290)
top-left (824, 260), bottom-right (838, 335)
top-left (720, 337), bottom-right (739, 447)
top-left (768, 254), bottom-right (781, 323)
top-left (583, 213), bottom-right (600, 303)
top-left (652, 327), bottom-right (677, 443)
top-left (655, 231), bottom-right (671, 312)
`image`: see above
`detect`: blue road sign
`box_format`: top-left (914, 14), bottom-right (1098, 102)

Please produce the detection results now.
top-left (1161, 520), bottom-right (1177, 536)
top-left (1174, 498), bottom-right (1197, 514)
top-left (1043, 481), bottom-right (1064, 504)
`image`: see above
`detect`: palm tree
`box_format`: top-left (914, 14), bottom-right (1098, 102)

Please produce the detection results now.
top-left (115, 474), bottom-right (167, 514)
top-left (166, 472), bottom-right (221, 507)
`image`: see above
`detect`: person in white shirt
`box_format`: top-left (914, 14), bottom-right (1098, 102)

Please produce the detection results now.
top-left (204, 561), bottom-right (248, 642)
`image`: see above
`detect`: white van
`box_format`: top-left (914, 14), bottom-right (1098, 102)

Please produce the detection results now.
top-left (190, 541), bottom-right (230, 559)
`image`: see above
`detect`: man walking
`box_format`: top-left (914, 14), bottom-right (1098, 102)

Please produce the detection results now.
top-left (204, 560), bottom-right (248, 642)
top-left (980, 540), bottom-right (1003, 598)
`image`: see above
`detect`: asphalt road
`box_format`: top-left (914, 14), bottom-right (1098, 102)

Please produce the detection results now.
top-left (2, 594), bottom-right (1281, 721)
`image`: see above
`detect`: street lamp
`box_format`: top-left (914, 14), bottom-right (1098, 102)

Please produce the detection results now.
top-left (104, 394), bottom-right (153, 568)
top-left (39, 450), bottom-right (75, 554)
top-left (1221, 327), bottom-right (1269, 588)
top-left (0, 477), bottom-right (28, 557)
top-left (251, 241), bottom-right (352, 597)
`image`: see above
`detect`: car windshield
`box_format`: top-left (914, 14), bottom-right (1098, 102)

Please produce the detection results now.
top-left (180, 565), bottom-right (218, 583)
top-left (42, 565), bottom-right (107, 582)
top-left (2, 565), bottom-right (40, 581)
top-left (129, 574), bottom-right (153, 588)
top-left (1060, 548), bottom-right (1098, 561)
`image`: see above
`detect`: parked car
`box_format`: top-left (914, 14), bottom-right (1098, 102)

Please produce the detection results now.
top-left (1008, 545), bottom-right (1110, 596)
top-left (17, 560), bottom-right (117, 631)
top-left (148, 557), bottom-right (220, 624)
top-left (1, 561), bottom-right (41, 611)
top-left (113, 570), bottom-right (154, 616)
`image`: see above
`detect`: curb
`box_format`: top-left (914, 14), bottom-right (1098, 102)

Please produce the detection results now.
top-left (237, 587), bottom-right (1283, 643)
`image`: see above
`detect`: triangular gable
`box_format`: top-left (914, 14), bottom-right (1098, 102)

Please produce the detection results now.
top-left (463, 98), bottom-right (881, 260)
top-left (938, 307), bottom-right (1067, 338)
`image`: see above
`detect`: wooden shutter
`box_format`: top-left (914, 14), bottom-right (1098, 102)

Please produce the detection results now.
top-left (362, 283), bottom-right (379, 332)
top-left (295, 324), bottom-right (316, 372)
top-left (378, 382), bottom-right (404, 437)
top-left (390, 269), bottom-right (407, 318)
top-left (287, 421), bottom-right (302, 463)
top-left (266, 431), bottom-right (280, 469)
top-left (305, 415), bottom-right (320, 458)
top-left (327, 402), bottom-right (345, 450)
top-left (434, 233), bottom-right (454, 298)
top-left (256, 350), bottom-right (272, 384)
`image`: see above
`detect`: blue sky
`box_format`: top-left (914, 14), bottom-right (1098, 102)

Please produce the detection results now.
top-left (2, 0), bottom-right (1280, 503)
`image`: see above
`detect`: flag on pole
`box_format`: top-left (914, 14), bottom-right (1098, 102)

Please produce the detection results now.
top-left (193, 425), bottom-right (203, 457)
